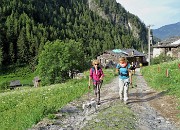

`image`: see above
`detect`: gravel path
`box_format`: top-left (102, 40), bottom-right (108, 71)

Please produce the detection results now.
top-left (128, 69), bottom-right (180, 130)
top-left (30, 68), bottom-right (180, 130)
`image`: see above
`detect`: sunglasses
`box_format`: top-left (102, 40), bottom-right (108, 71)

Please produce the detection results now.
top-left (94, 64), bottom-right (99, 65)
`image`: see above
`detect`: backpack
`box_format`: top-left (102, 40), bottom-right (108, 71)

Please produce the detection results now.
top-left (91, 66), bottom-right (101, 73)
top-left (91, 66), bottom-right (103, 84)
top-left (130, 64), bottom-right (136, 70)
top-left (91, 67), bottom-right (103, 78)
top-left (118, 63), bottom-right (129, 76)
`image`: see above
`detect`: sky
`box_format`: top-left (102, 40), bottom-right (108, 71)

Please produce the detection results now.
top-left (116, 0), bottom-right (180, 29)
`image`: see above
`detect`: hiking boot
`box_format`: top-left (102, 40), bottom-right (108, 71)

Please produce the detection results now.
top-left (131, 84), bottom-right (134, 88)
top-left (124, 100), bottom-right (128, 104)
top-left (120, 97), bottom-right (123, 101)
top-left (97, 101), bottom-right (101, 105)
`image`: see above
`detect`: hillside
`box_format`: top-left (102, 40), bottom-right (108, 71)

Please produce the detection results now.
top-left (0, 0), bottom-right (147, 68)
top-left (153, 22), bottom-right (180, 40)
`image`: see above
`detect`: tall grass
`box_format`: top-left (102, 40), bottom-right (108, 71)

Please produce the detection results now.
top-left (0, 68), bottom-right (115, 130)
top-left (141, 60), bottom-right (180, 95)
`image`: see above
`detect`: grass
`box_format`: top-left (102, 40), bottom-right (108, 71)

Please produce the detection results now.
top-left (82, 100), bottom-right (137, 130)
top-left (141, 60), bottom-right (180, 94)
top-left (0, 66), bottom-right (36, 91)
top-left (0, 68), bottom-right (115, 130)
top-left (141, 60), bottom-right (180, 111)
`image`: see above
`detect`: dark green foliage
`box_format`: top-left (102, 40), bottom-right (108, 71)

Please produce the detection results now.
top-left (0, 0), bottom-right (147, 69)
top-left (0, 47), bottom-right (2, 66)
top-left (37, 40), bottom-right (85, 85)
top-left (0, 81), bottom-right (9, 90)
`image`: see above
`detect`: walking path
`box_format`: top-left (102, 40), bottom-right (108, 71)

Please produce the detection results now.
top-left (30, 68), bottom-right (180, 130)
top-left (128, 68), bottom-right (180, 130)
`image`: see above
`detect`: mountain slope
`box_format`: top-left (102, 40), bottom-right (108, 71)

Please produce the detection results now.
top-left (153, 22), bottom-right (180, 40)
top-left (0, 0), bottom-right (147, 67)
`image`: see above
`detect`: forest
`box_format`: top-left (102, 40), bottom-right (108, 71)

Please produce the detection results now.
top-left (0, 0), bottom-right (148, 85)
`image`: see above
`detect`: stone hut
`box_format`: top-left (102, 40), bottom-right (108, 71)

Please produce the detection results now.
top-left (97, 49), bottom-right (147, 68)
top-left (9, 80), bottom-right (21, 89)
top-left (153, 37), bottom-right (180, 58)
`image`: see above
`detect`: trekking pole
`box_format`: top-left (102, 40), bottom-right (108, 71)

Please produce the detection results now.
top-left (99, 80), bottom-right (103, 89)
top-left (88, 85), bottom-right (91, 102)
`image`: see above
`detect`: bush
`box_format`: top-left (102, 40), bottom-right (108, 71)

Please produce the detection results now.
top-left (37, 40), bottom-right (86, 85)
top-left (0, 81), bottom-right (9, 90)
top-left (151, 54), bottom-right (176, 65)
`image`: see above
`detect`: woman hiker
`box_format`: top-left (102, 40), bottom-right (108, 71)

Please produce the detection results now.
top-left (89, 60), bottom-right (104, 105)
top-left (116, 57), bottom-right (132, 104)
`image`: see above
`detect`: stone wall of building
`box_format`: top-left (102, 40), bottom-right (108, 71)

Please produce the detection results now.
top-left (172, 47), bottom-right (180, 58)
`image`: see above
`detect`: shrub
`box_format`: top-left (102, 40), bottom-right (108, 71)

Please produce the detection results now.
top-left (37, 39), bottom-right (86, 85)
top-left (0, 81), bottom-right (9, 90)
top-left (151, 54), bottom-right (176, 65)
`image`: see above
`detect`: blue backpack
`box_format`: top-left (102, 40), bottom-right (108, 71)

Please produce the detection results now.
top-left (118, 64), bottom-right (129, 76)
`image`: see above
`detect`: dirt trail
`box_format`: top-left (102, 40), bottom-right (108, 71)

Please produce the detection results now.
top-left (30, 68), bottom-right (180, 130)
top-left (128, 69), bottom-right (180, 130)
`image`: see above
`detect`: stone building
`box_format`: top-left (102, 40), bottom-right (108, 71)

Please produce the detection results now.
top-left (153, 37), bottom-right (180, 58)
top-left (97, 49), bottom-right (147, 68)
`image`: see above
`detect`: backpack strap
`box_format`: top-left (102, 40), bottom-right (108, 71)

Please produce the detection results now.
top-left (91, 66), bottom-right (100, 72)
top-left (118, 64), bottom-right (129, 70)
top-left (118, 63), bottom-right (129, 76)
top-left (91, 67), bottom-right (102, 82)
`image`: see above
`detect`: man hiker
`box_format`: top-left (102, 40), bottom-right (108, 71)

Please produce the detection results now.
top-left (130, 62), bottom-right (136, 75)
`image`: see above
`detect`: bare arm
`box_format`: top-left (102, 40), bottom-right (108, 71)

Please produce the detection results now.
top-left (116, 68), bottom-right (119, 74)
top-left (129, 70), bottom-right (132, 85)
top-left (100, 69), bottom-right (104, 80)
top-left (89, 76), bottom-right (92, 86)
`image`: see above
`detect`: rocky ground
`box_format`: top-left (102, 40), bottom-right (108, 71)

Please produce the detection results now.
top-left (29, 68), bottom-right (180, 130)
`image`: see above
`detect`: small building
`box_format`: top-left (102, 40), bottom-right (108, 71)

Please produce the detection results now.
top-left (153, 37), bottom-right (180, 58)
top-left (9, 80), bottom-right (21, 90)
top-left (97, 49), bottom-right (147, 68)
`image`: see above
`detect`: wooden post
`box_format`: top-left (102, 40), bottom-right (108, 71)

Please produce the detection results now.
top-left (166, 69), bottom-right (169, 77)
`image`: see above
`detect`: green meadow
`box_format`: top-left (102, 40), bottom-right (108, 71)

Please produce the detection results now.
top-left (141, 60), bottom-right (180, 94)
top-left (0, 68), bottom-right (115, 130)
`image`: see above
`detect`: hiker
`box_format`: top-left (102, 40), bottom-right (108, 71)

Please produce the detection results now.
top-left (130, 62), bottom-right (136, 74)
top-left (89, 60), bottom-right (104, 105)
top-left (116, 57), bottom-right (132, 104)
top-left (32, 77), bottom-right (41, 87)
